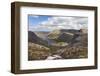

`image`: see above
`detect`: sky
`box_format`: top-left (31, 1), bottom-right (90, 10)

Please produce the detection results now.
top-left (28, 15), bottom-right (88, 32)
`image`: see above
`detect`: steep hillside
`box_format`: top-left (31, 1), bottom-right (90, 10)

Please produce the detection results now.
top-left (28, 31), bottom-right (48, 46)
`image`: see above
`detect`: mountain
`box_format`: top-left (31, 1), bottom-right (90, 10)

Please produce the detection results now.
top-left (47, 29), bottom-right (87, 47)
top-left (28, 31), bottom-right (39, 43)
top-left (70, 33), bottom-right (88, 47)
top-left (60, 29), bottom-right (80, 34)
top-left (48, 29), bottom-right (79, 39)
top-left (48, 29), bottom-right (75, 42)
top-left (48, 29), bottom-right (61, 39)
top-left (57, 32), bottom-right (74, 42)
top-left (28, 31), bottom-right (48, 46)
top-left (34, 31), bottom-right (49, 40)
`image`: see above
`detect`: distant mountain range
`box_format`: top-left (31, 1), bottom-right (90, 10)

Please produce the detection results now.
top-left (28, 29), bottom-right (87, 47)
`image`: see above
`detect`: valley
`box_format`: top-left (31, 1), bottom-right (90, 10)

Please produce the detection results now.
top-left (28, 29), bottom-right (88, 60)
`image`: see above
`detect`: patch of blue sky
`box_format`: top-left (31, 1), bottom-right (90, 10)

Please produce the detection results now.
top-left (28, 15), bottom-right (51, 26)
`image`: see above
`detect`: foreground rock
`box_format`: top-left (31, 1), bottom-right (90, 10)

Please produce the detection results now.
top-left (56, 46), bottom-right (88, 59)
top-left (28, 42), bottom-right (51, 60)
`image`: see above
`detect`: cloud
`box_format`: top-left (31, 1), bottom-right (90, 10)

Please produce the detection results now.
top-left (29, 16), bottom-right (88, 31)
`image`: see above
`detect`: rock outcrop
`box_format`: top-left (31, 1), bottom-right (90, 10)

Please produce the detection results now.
top-left (28, 42), bottom-right (51, 60)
